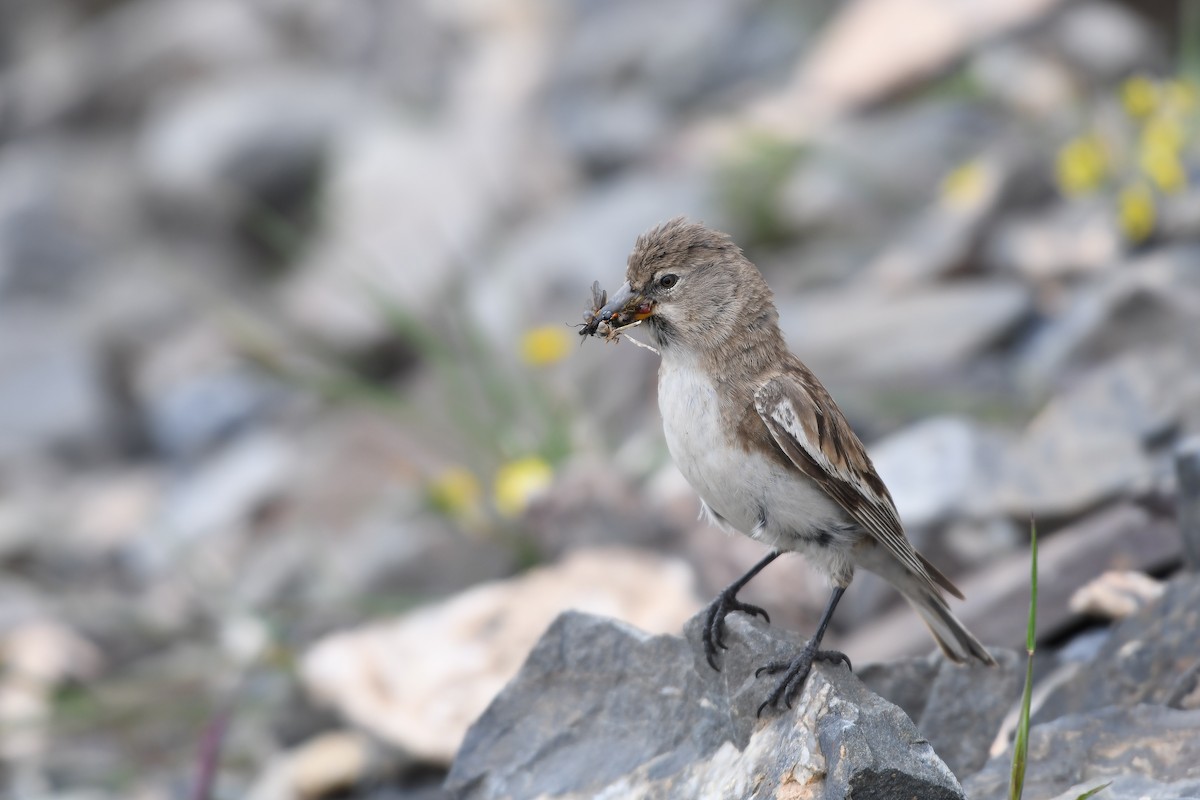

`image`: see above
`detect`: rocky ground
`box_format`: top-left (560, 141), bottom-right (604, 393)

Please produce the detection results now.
top-left (1, 0), bottom-right (1199, 798)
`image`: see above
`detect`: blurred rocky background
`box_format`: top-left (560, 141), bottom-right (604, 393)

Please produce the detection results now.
top-left (1, 0), bottom-right (1200, 797)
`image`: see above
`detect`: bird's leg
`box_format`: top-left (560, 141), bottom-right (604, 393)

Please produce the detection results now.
top-left (755, 585), bottom-right (852, 716)
top-left (702, 549), bottom-right (780, 670)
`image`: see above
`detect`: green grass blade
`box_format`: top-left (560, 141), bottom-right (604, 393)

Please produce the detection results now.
top-left (1183, 0), bottom-right (1200, 81)
top-left (1026, 519), bottom-right (1038, 653)
top-left (1074, 782), bottom-right (1111, 799)
top-left (1008, 520), bottom-right (1038, 800)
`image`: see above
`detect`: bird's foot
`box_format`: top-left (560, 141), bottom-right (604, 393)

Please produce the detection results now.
top-left (702, 589), bottom-right (770, 671)
top-left (754, 646), bottom-right (852, 717)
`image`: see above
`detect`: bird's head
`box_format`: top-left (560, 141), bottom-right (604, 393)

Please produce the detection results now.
top-left (594, 217), bottom-right (778, 354)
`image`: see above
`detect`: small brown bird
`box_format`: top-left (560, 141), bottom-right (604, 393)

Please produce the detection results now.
top-left (586, 218), bottom-right (995, 715)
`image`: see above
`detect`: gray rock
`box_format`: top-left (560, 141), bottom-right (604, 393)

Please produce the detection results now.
top-left (841, 504), bottom-right (1179, 666)
top-left (965, 705), bottom-right (1200, 800)
top-left (262, 0), bottom-right (459, 112)
top-left (0, 149), bottom-right (92, 302)
top-left (854, 198), bottom-right (983, 289)
top-left (447, 610), bottom-right (964, 799)
top-left (140, 367), bottom-right (282, 460)
top-left (858, 153), bottom-right (1012, 290)
top-left (854, 656), bottom-right (942, 723)
top-left (984, 200), bottom-right (1121, 282)
top-left (775, 102), bottom-right (1007, 268)
top-left (1020, 245), bottom-right (1200, 384)
top-left (542, 0), bottom-right (817, 171)
top-left (280, 103), bottom-right (545, 353)
top-left (524, 457), bottom-right (680, 558)
top-left (996, 349), bottom-right (1195, 518)
top-left (777, 156), bottom-right (877, 237)
top-left (131, 433), bottom-right (294, 574)
top-left (913, 649), bottom-right (1024, 778)
top-left (138, 71), bottom-right (354, 225)
top-left (1, 0), bottom-right (279, 130)
top-left (860, 649), bottom-right (1024, 780)
top-left (808, 102), bottom-right (1003, 196)
top-left (869, 416), bottom-right (1010, 530)
top-left (1160, 187), bottom-right (1200, 241)
top-left (126, 320), bottom-right (292, 459)
top-left (968, 40), bottom-right (1077, 115)
top-left (1049, 774), bottom-right (1200, 800)
top-left (778, 281), bottom-right (1031, 379)
top-left (0, 308), bottom-right (114, 462)
top-left (1033, 573), bottom-right (1200, 724)
top-left (1049, 1), bottom-right (1162, 81)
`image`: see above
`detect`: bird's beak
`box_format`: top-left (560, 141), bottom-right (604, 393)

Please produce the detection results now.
top-left (597, 281), bottom-right (655, 328)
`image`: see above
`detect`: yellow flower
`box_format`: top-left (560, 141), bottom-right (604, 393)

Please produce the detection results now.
top-left (1142, 115), bottom-right (1185, 154)
top-left (493, 456), bottom-right (553, 518)
top-left (1055, 135), bottom-right (1107, 196)
top-left (520, 326), bottom-right (572, 367)
top-left (1138, 115), bottom-right (1188, 193)
top-left (1139, 144), bottom-right (1187, 193)
top-left (428, 467), bottom-right (483, 519)
top-left (939, 159), bottom-right (990, 212)
top-left (1120, 75), bottom-right (1159, 119)
top-left (1162, 78), bottom-right (1199, 114)
top-left (1117, 183), bottom-right (1156, 243)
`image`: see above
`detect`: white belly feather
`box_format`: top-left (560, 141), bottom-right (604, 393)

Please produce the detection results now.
top-left (657, 361), bottom-right (856, 575)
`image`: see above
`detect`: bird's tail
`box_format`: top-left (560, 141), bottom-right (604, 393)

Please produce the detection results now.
top-left (902, 584), bottom-right (996, 666)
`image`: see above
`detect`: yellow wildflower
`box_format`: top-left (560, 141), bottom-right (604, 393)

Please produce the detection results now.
top-left (1055, 135), bottom-right (1107, 196)
top-left (1162, 78), bottom-right (1199, 114)
top-left (428, 467), bottom-right (484, 520)
top-left (1139, 144), bottom-right (1187, 193)
top-left (1120, 75), bottom-right (1159, 119)
top-left (1142, 115), bottom-right (1185, 154)
top-left (1117, 183), bottom-right (1156, 243)
top-left (493, 456), bottom-right (553, 518)
top-left (939, 159), bottom-right (991, 212)
top-left (520, 326), bottom-right (572, 367)
top-left (1138, 115), bottom-right (1188, 193)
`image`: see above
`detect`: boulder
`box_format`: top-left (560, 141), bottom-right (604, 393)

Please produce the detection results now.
top-left (447, 609), bottom-right (965, 799)
top-left (859, 648), bottom-right (1024, 779)
top-left (966, 705), bottom-right (1200, 800)
top-left (778, 281), bottom-right (1030, 380)
top-left (1034, 573), bottom-right (1200, 723)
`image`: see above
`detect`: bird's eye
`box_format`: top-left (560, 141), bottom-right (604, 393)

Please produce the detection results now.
top-left (658, 274), bottom-right (678, 289)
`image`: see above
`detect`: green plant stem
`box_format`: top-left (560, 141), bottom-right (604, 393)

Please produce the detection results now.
top-left (1008, 520), bottom-right (1038, 800)
top-left (1183, 0), bottom-right (1200, 82)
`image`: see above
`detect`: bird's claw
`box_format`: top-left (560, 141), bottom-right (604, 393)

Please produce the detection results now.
top-left (702, 590), bottom-right (771, 671)
top-left (754, 648), bottom-right (852, 717)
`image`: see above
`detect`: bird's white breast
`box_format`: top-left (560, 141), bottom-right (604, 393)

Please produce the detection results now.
top-left (657, 361), bottom-right (849, 550)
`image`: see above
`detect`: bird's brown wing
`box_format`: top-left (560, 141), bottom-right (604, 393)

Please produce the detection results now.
top-left (754, 368), bottom-right (962, 600)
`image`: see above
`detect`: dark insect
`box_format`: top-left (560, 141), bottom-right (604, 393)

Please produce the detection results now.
top-left (580, 280), bottom-right (606, 337)
top-left (579, 280), bottom-right (625, 342)
top-left (577, 279), bottom-right (658, 352)
top-left (577, 278), bottom-right (654, 347)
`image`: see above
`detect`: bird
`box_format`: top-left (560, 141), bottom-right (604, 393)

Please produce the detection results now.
top-left (582, 217), bottom-right (995, 715)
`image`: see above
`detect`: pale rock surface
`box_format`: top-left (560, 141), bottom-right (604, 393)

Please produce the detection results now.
top-left (755, 0), bottom-right (1069, 127)
top-left (246, 731), bottom-right (376, 800)
top-left (300, 548), bottom-right (701, 763)
top-left (1068, 570), bottom-right (1165, 620)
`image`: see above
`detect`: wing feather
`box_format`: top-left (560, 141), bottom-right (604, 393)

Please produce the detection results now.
top-left (754, 371), bottom-right (959, 598)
